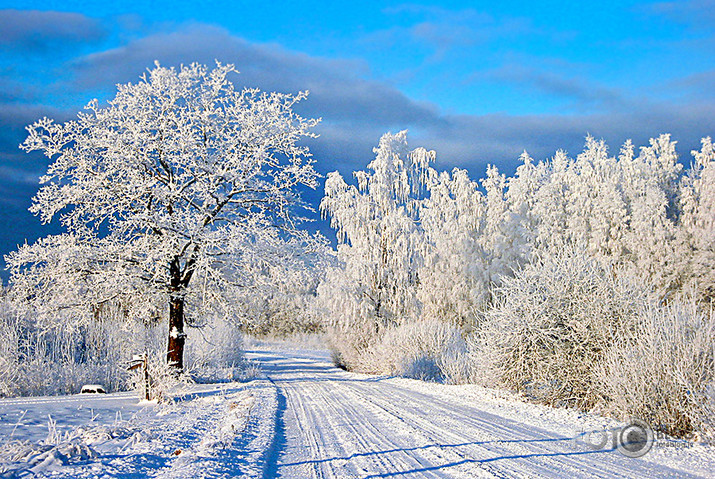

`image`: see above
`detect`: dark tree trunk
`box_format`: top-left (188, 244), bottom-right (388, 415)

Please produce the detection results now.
top-left (166, 293), bottom-right (185, 371)
top-left (167, 256), bottom-right (187, 373)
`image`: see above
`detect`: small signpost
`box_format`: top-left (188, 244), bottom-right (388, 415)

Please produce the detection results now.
top-left (128, 353), bottom-right (150, 401)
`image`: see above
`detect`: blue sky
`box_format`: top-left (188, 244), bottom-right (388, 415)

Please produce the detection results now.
top-left (0, 1), bottom-right (714, 277)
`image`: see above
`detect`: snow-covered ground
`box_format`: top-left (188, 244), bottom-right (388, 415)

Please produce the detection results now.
top-left (1, 343), bottom-right (713, 478)
top-left (0, 380), bottom-right (278, 478)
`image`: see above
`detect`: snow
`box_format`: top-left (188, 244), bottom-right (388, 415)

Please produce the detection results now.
top-left (0, 381), bottom-right (278, 478)
top-left (169, 327), bottom-right (182, 339)
top-left (2, 343), bottom-right (713, 478)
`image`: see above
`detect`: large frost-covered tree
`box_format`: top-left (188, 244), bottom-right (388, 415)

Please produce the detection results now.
top-left (7, 62), bottom-right (319, 371)
top-left (319, 131), bottom-right (434, 329)
top-left (418, 168), bottom-right (488, 326)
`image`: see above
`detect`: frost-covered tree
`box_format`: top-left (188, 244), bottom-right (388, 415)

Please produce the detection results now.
top-left (528, 149), bottom-right (572, 253)
top-left (504, 151), bottom-right (542, 252)
top-left (568, 137), bottom-right (629, 260)
top-left (620, 135), bottom-right (681, 288)
top-left (418, 168), bottom-right (488, 326)
top-left (7, 62), bottom-right (319, 371)
top-left (480, 164), bottom-right (529, 283)
top-left (677, 137), bottom-right (715, 300)
top-left (318, 132), bottom-right (434, 365)
top-left (320, 131), bottom-right (434, 328)
top-left (505, 135), bottom-right (686, 289)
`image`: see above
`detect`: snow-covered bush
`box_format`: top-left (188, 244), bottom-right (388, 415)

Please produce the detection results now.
top-left (0, 292), bottom-right (21, 397)
top-left (598, 300), bottom-right (715, 440)
top-left (124, 315), bottom-right (253, 400)
top-left (480, 248), bottom-right (650, 408)
top-left (0, 283), bottom-right (252, 398)
top-left (0, 301), bottom-right (140, 397)
top-left (185, 316), bottom-right (245, 383)
top-left (241, 293), bottom-right (324, 337)
top-left (326, 320), bottom-right (381, 372)
top-left (330, 320), bottom-right (468, 382)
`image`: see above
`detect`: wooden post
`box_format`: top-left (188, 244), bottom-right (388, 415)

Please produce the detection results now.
top-left (142, 353), bottom-right (150, 401)
top-left (129, 352), bottom-right (151, 401)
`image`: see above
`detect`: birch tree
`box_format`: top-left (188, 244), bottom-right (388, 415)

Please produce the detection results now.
top-left (418, 168), bottom-right (489, 325)
top-left (7, 62), bottom-right (319, 371)
top-left (319, 131), bottom-right (434, 329)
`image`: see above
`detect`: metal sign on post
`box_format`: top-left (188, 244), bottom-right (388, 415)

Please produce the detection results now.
top-left (128, 352), bottom-right (150, 401)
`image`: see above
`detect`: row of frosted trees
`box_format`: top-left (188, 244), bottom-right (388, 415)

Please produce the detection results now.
top-left (318, 131), bottom-right (714, 438)
top-left (321, 131), bottom-right (713, 332)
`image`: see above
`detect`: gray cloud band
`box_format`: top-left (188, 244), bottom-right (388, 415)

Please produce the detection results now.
top-left (0, 9), bottom-right (106, 50)
top-left (63, 25), bottom-right (713, 168)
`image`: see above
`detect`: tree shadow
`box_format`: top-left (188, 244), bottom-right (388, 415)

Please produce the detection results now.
top-left (279, 435), bottom-right (599, 467)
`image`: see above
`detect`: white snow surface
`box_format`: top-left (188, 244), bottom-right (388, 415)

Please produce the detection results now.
top-left (1, 343), bottom-right (713, 478)
top-left (0, 380), bottom-right (277, 478)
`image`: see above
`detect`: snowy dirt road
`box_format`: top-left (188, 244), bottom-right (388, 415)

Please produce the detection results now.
top-left (248, 346), bottom-right (713, 479)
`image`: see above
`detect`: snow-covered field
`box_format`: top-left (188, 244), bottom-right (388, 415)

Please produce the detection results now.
top-left (0, 380), bottom-right (278, 478)
top-left (1, 343), bottom-right (713, 478)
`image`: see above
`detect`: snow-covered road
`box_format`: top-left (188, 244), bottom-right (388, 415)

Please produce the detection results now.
top-left (248, 347), bottom-right (713, 479)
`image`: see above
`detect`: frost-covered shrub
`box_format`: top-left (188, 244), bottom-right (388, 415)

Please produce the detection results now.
top-left (334, 320), bottom-right (468, 382)
top-left (481, 248), bottom-right (649, 408)
top-left (326, 320), bottom-right (381, 372)
top-left (0, 298), bottom-right (141, 397)
top-left (0, 297), bottom-right (21, 397)
top-left (598, 301), bottom-right (715, 440)
top-left (185, 316), bottom-right (245, 383)
top-left (124, 316), bottom-right (249, 400)
top-left (456, 332), bottom-right (502, 387)
top-left (241, 293), bottom-right (324, 337)
top-left (0, 284), bottom-right (248, 397)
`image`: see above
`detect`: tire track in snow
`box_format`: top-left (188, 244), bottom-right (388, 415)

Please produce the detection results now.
top-left (337, 381), bottom-right (507, 478)
top-left (313, 380), bottom-right (444, 477)
top-left (343, 381), bottom-right (615, 478)
top-left (369, 381), bottom-right (704, 478)
top-left (277, 368), bottom-right (408, 477)
top-left (255, 351), bottom-right (496, 478)
top-left (262, 353), bottom-right (437, 478)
